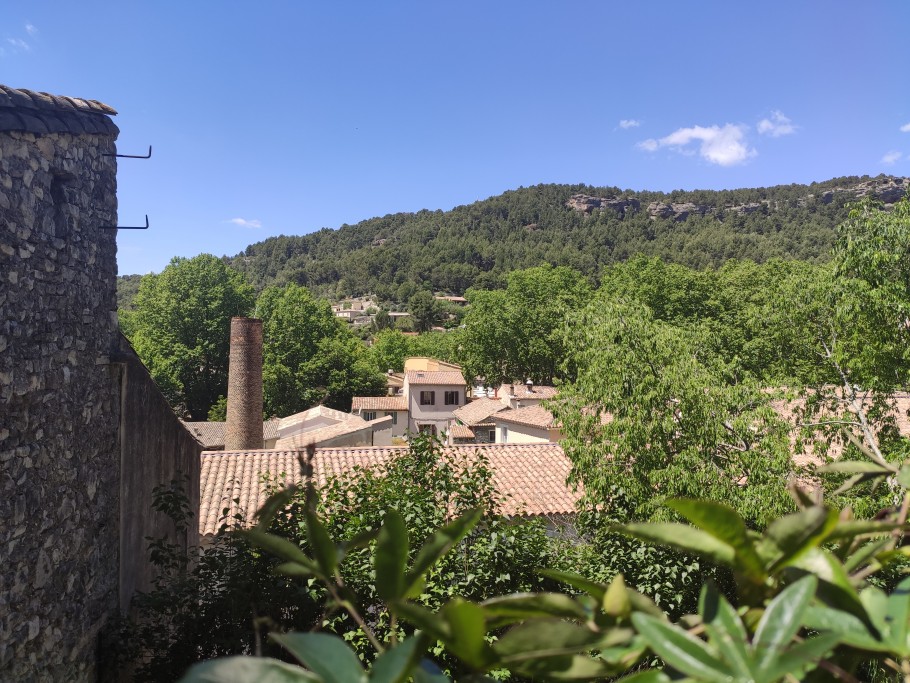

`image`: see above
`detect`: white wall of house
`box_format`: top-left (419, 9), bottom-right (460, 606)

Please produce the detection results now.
top-left (496, 422), bottom-right (562, 444)
top-left (357, 409), bottom-right (407, 439)
top-left (405, 382), bottom-right (466, 433)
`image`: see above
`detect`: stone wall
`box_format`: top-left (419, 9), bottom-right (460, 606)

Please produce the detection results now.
top-left (0, 125), bottom-right (121, 680)
top-left (0, 87), bottom-right (202, 681)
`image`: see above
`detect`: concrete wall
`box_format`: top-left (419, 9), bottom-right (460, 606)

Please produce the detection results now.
top-left (116, 333), bottom-right (201, 608)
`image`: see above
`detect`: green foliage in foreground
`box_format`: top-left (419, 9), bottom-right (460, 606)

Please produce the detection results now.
top-left (180, 473), bottom-right (910, 682)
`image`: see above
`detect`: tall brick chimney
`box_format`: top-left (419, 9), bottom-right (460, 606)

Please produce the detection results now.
top-left (225, 317), bottom-right (264, 450)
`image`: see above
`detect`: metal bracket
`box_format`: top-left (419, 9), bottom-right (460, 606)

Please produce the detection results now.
top-left (103, 145), bottom-right (152, 159)
top-left (99, 215), bottom-right (149, 230)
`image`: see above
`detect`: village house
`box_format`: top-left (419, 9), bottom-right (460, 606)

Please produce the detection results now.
top-left (351, 395), bottom-right (408, 440)
top-left (274, 404), bottom-right (394, 448)
top-left (404, 369), bottom-right (467, 435)
top-left (492, 404), bottom-right (563, 444)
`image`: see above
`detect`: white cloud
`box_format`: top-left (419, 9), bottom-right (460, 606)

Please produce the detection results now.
top-left (638, 124), bottom-right (756, 166)
top-left (900, 122), bottom-right (910, 133)
top-left (618, 119), bottom-right (641, 129)
top-left (25, 23), bottom-right (37, 36)
top-left (757, 110), bottom-right (796, 137)
top-left (6, 38), bottom-right (30, 52)
top-left (881, 150), bottom-right (903, 165)
top-left (228, 217), bottom-right (262, 228)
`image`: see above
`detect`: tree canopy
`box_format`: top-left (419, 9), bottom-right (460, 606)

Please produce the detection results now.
top-left (120, 254), bottom-right (255, 419)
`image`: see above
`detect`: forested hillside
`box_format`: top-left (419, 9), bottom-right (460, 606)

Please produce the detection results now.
top-left (221, 175), bottom-right (907, 300)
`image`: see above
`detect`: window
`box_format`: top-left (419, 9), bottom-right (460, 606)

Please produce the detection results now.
top-left (488, 430), bottom-right (496, 442)
top-left (420, 391), bottom-right (435, 406)
top-left (500, 425), bottom-right (508, 443)
top-left (418, 424), bottom-right (437, 436)
top-left (363, 411), bottom-right (376, 421)
top-left (386, 411), bottom-right (398, 425)
top-left (444, 390), bottom-right (460, 406)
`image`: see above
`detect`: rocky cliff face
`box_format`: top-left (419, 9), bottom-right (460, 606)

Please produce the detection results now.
top-left (565, 194), bottom-right (640, 216)
top-left (566, 177), bottom-right (909, 221)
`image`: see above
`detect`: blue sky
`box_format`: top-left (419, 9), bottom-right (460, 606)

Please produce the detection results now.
top-left (3, 2), bottom-right (909, 275)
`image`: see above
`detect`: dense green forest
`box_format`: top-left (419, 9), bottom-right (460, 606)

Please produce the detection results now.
top-left (222, 175), bottom-right (905, 300)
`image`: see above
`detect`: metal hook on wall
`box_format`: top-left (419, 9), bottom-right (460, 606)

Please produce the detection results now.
top-left (99, 215), bottom-right (149, 230)
top-left (102, 145), bottom-right (152, 159)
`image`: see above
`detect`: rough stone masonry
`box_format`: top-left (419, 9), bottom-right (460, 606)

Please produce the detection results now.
top-left (0, 86), bottom-right (201, 682)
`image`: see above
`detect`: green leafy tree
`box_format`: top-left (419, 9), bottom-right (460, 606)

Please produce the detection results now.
top-left (408, 290), bottom-right (439, 332)
top-left (120, 254), bottom-right (255, 419)
top-left (257, 284), bottom-right (385, 415)
top-left (553, 296), bottom-right (795, 527)
top-left (369, 329), bottom-right (411, 373)
top-left (460, 265), bottom-right (591, 385)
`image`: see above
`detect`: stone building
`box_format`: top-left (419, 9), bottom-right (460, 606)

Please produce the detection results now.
top-left (0, 86), bottom-right (201, 680)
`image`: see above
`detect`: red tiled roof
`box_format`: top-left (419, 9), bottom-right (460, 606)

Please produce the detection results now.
top-left (453, 398), bottom-right (506, 426)
top-left (274, 419), bottom-right (373, 449)
top-left (352, 396), bottom-right (408, 411)
top-left (199, 443), bottom-right (579, 535)
top-left (493, 405), bottom-right (556, 429)
top-left (182, 419), bottom-right (282, 449)
top-left (406, 370), bottom-right (467, 386)
top-left (448, 424), bottom-right (475, 439)
top-left (500, 383), bottom-right (559, 400)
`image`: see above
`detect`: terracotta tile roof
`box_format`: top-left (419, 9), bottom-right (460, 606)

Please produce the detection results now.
top-left (453, 398), bottom-right (506, 426)
top-left (406, 370), bottom-right (467, 386)
top-left (448, 424), bottom-right (475, 439)
top-left (199, 443), bottom-right (579, 535)
top-left (493, 405), bottom-right (556, 429)
top-left (274, 418), bottom-right (372, 449)
top-left (771, 392), bottom-right (910, 467)
top-left (352, 396), bottom-right (408, 412)
top-left (0, 85), bottom-right (119, 135)
top-left (182, 419), bottom-right (282, 449)
top-left (278, 405), bottom-right (360, 435)
top-left (500, 383), bottom-right (559, 400)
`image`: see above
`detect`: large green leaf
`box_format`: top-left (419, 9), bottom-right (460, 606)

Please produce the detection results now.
top-left (752, 575), bottom-right (817, 677)
top-left (826, 519), bottom-right (906, 541)
top-left (513, 653), bottom-right (624, 680)
top-left (271, 632), bottom-right (365, 683)
top-left (616, 523), bottom-right (735, 566)
top-left (439, 599), bottom-right (494, 669)
top-left (304, 509), bottom-right (338, 578)
top-left (404, 509), bottom-right (482, 597)
top-left (602, 574), bottom-right (631, 619)
top-left (884, 575), bottom-right (910, 655)
top-left (239, 530), bottom-right (322, 577)
top-left (254, 485), bottom-right (301, 529)
top-left (756, 633), bottom-right (840, 683)
top-left (698, 583), bottom-right (752, 680)
top-left (790, 548), bottom-right (867, 624)
top-left (817, 461), bottom-right (892, 475)
top-left (631, 613), bottom-right (733, 683)
top-left (375, 510), bottom-right (409, 601)
top-left (481, 593), bottom-right (589, 628)
top-left (538, 569), bottom-right (606, 601)
top-left (391, 601), bottom-right (451, 641)
top-left (666, 499), bottom-right (764, 581)
top-left (178, 656), bottom-right (320, 683)
top-left (804, 605), bottom-right (883, 651)
top-left (493, 619), bottom-right (632, 663)
top-left (370, 636), bottom-right (425, 683)
top-left (764, 507), bottom-right (837, 570)
top-left (613, 671), bottom-right (671, 683)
